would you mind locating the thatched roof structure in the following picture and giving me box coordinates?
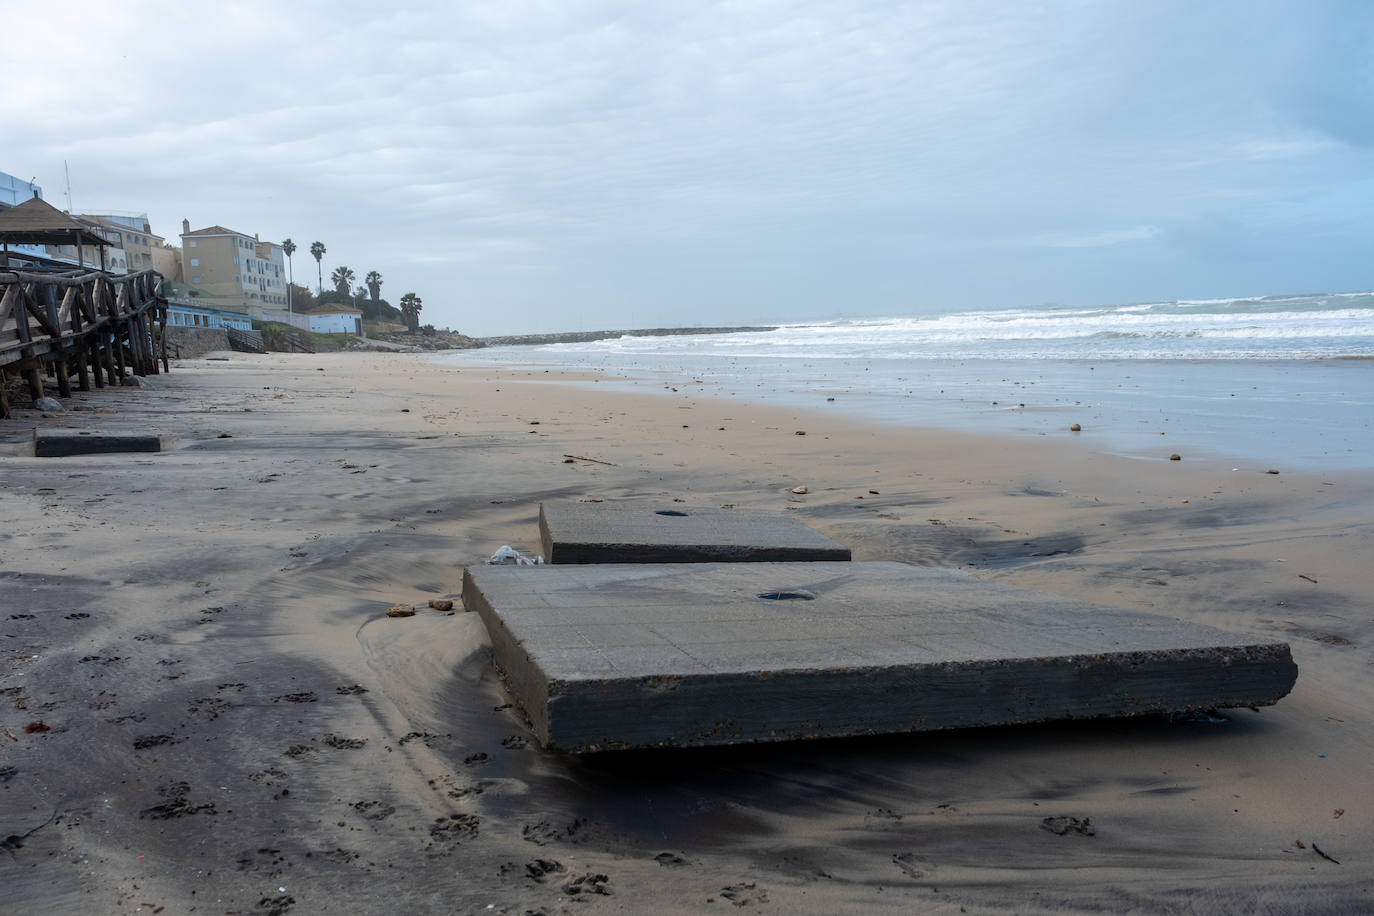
[0,196,111,248]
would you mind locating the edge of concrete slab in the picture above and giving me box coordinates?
[463,566,553,740]
[33,428,163,457]
[535,643,1296,752]
[538,501,852,564]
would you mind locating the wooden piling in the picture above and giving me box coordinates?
[1,268,171,406]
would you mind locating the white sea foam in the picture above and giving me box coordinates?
[443,290,1374,470]
[556,295,1372,363]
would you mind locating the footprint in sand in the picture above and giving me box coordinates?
[351,800,395,821]
[272,692,318,704]
[719,882,767,906]
[562,872,612,896]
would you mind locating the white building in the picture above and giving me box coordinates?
[307,308,363,335]
[0,170,41,208]
[0,170,53,264]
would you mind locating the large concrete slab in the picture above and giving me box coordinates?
[463,562,1297,753]
[539,500,851,564]
[34,429,161,457]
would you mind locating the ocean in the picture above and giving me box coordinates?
[441,292,1374,470]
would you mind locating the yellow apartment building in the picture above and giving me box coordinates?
[180,219,288,316]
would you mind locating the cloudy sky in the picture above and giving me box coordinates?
[5,1,1371,335]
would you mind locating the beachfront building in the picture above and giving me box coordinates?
[161,280,253,329]
[45,217,132,274]
[179,220,288,317]
[78,213,163,274]
[305,307,364,335]
[0,170,42,209]
[0,176,165,276]
[165,301,254,330]
[0,170,51,264]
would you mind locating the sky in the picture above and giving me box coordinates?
[3,0,1371,335]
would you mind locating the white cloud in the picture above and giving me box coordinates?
[1037,226,1160,249]
[3,0,1370,333]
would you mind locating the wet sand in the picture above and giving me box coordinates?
[2,351,1371,914]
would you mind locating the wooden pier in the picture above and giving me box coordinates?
[0,267,169,418]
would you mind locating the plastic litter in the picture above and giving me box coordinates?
[488,545,544,566]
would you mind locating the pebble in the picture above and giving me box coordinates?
[1169,454,1182,461]
[791,486,808,495]
[33,397,63,411]
[428,599,455,611]
[1266,469,1280,475]
[1070,423,1081,432]
[794,430,806,436]
[386,604,416,618]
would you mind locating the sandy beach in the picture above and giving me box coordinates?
[2,351,1371,914]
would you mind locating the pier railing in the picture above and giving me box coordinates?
[0,267,168,418]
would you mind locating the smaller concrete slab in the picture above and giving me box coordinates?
[539,501,851,564]
[463,562,1298,752]
[34,429,161,457]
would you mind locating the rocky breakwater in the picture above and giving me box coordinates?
[475,325,777,348]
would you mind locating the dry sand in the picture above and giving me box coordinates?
[1,351,1371,914]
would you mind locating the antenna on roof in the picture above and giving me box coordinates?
[64,160,73,211]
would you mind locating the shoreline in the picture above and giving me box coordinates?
[442,349,1374,472]
[2,350,1371,914]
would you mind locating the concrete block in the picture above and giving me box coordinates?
[34,429,162,457]
[462,561,1298,753]
[539,501,851,564]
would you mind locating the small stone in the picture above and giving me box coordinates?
[1070,423,1081,432]
[386,604,415,618]
[217,433,233,438]
[794,430,806,436]
[1169,454,1182,461]
[1266,469,1280,475]
[826,397,835,402]
[428,599,454,611]
[34,396,63,411]
[791,486,808,495]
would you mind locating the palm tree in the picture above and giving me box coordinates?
[331,265,356,297]
[309,241,326,293]
[365,271,382,308]
[281,238,297,314]
[399,292,423,333]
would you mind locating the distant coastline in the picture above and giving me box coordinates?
[474,325,776,348]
